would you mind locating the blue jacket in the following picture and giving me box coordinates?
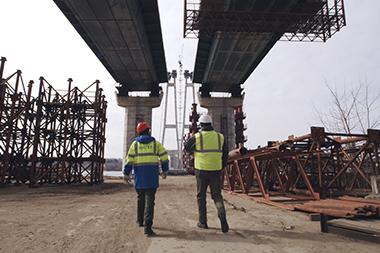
[123,135,169,189]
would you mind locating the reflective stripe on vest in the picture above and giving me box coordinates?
[194,131,224,171]
[133,140,160,166]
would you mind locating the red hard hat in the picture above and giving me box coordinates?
[136,121,150,134]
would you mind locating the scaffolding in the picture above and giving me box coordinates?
[184,0,346,42]
[182,103,200,174]
[0,57,107,186]
[234,106,247,148]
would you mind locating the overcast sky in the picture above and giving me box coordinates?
[1,0,379,158]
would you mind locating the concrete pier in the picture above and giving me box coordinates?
[198,94,244,151]
[117,94,163,158]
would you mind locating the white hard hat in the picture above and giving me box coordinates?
[199,114,212,124]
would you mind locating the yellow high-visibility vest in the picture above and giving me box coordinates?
[194,130,224,171]
[126,140,168,166]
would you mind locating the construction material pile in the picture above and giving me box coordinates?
[294,197,380,218]
[223,126,380,202]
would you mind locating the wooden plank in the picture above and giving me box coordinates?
[329,219,380,235]
[309,213,321,221]
[327,224,380,243]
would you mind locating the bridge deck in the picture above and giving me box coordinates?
[193,0,325,95]
[54,0,167,93]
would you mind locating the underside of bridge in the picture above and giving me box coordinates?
[54,0,167,95]
[53,0,346,159]
[188,0,345,96]
[185,0,346,150]
[54,0,168,157]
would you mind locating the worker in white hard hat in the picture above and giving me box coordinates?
[184,114,229,233]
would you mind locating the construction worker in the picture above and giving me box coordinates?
[123,121,169,236]
[184,114,229,233]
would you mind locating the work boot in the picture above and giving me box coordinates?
[136,220,144,227]
[220,217,229,233]
[144,227,156,237]
[197,222,208,229]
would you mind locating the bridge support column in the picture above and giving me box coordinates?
[117,94,163,159]
[198,94,244,151]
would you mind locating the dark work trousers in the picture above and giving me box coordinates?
[195,170,226,224]
[136,189,157,228]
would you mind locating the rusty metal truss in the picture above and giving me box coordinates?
[223,127,380,208]
[0,57,107,186]
[184,0,346,42]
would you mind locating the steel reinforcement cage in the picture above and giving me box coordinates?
[0,57,107,186]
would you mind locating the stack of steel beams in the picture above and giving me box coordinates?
[295,198,380,218]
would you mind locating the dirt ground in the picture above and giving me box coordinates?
[0,176,378,253]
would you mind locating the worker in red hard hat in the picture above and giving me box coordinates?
[123,121,169,236]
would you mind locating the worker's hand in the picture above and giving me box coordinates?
[123,175,132,184]
[161,172,168,179]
